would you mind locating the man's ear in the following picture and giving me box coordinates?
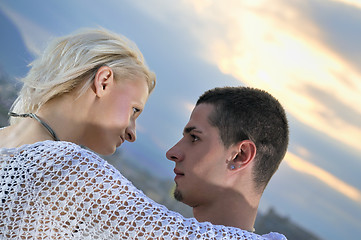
[93,66,113,97]
[228,140,256,171]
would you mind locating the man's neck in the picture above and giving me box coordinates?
[192,190,260,232]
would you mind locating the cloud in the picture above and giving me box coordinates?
[300,83,361,132]
[129,0,191,25]
[332,0,361,9]
[0,3,53,56]
[171,0,361,153]
[285,151,361,203]
[183,101,195,115]
[131,0,361,202]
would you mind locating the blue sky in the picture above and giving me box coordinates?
[0,1,360,239]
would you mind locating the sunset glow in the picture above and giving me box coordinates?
[285,152,361,202]
[185,0,361,153]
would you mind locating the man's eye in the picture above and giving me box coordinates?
[191,134,199,142]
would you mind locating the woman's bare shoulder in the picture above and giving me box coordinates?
[0,126,14,148]
[0,119,54,149]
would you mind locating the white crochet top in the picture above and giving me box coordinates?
[0,141,286,239]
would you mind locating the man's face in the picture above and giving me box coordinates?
[166,103,233,207]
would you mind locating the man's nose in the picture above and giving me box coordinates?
[166,143,184,162]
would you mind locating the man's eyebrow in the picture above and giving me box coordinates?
[183,126,203,134]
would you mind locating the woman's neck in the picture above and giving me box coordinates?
[37,95,88,145]
[0,118,54,148]
[0,92,89,149]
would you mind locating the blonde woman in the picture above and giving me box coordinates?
[0,28,283,239]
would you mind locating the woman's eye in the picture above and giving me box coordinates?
[191,134,199,142]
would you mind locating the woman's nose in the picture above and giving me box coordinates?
[125,121,136,142]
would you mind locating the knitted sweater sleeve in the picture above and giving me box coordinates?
[0,141,285,239]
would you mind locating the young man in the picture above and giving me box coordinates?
[166,86,289,234]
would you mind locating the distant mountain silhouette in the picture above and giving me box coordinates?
[0,7,33,78]
[0,67,19,126]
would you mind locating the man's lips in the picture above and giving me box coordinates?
[174,168,184,180]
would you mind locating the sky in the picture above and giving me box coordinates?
[0,0,360,239]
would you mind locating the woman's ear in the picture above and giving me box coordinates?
[228,140,257,171]
[93,66,113,97]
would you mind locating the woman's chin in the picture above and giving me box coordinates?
[86,143,116,156]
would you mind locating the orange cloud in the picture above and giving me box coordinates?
[331,0,361,9]
[184,0,361,153]
[285,152,361,203]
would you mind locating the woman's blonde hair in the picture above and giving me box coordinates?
[10,28,156,124]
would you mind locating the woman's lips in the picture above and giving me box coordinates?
[117,136,124,147]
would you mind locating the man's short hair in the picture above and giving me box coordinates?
[196,86,289,191]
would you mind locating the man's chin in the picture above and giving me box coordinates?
[173,189,183,202]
